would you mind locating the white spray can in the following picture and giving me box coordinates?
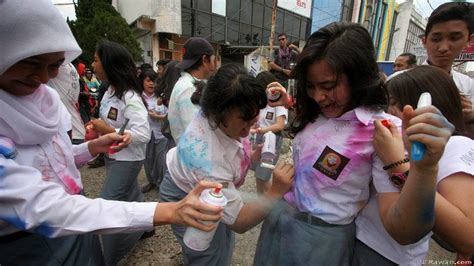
[183,187,228,251]
[261,131,276,164]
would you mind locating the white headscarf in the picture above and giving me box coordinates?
[0,0,82,75]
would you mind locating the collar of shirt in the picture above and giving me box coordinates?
[181,71,205,83]
[142,92,155,100]
[422,60,454,76]
[333,107,381,126]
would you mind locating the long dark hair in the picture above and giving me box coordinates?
[200,63,267,129]
[95,40,142,99]
[155,60,181,107]
[139,69,158,91]
[290,22,387,135]
[387,65,467,136]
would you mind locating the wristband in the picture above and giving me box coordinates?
[383,158,409,171]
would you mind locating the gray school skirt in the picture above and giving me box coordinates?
[254,200,355,266]
[159,171,235,266]
[351,239,397,266]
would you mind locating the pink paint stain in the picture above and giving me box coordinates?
[62,175,81,194]
[235,139,251,188]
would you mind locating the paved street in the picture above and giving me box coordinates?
[80,144,456,265]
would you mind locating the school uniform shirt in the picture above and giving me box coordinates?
[166,111,252,225]
[142,92,166,140]
[0,85,156,237]
[355,136,474,265]
[257,105,288,129]
[168,72,202,143]
[283,107,401,225]
[99,87,150,161]
[422,61,474,102]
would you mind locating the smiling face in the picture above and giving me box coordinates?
[143,76,155,95]
[218,108,259,140]
[423,20,473,72]
[306,60,352,118]
[0,52,65,96]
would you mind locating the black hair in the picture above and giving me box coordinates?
[185,54,213,72]
[256,71,277,89]
[95,40,142,99]
[289,22,387,135]
[155,60,181,107]
[139,63,153,73]
[278,33,287,39]
[387,65,467,136]
[190,80,206,105]
[425,2,472,36]
[200,63,267,129]
[399,53,417,66]
[139,69,158,90]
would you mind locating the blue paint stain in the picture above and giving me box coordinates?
[420,199,435,225]
[2,216,55,237]
[0,166,5,177]
[178,135,213,175]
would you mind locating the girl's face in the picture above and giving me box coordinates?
[306,60,352,118]
[143,76,155,95]
[0,52,65,96]
[219,108,259,140]
[92,53,106,81]
[388,95,403,119]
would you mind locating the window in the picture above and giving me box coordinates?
[196,0,211,12]
[300,20,307,40]
[212,0,226,16]
[196,11,211,37]
[252,3,264,27]
[181,8,193,37]
[240,3,252,24]
[264,6,272,29]
[227,0,240,20]
[240,23,252,45]
[212,15,226,43]
[227,20,239,45]
[276,9,284,33]
[252,26,262,45]
[182,0,192,8]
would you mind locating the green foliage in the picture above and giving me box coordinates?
[68,0,142,66]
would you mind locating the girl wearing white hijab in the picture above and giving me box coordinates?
[0,0,223,265]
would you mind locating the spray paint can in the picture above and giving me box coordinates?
[267,89,281,102]
[261,131,276,164]
[183,187,228,251]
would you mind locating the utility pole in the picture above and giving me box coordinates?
[269,0,277,59]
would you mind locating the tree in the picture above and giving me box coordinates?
[68,0,142,65]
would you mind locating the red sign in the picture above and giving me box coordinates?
[456,41,474,61]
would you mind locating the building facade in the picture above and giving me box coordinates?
[112,0,312,66]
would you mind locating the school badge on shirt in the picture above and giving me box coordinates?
[265,111,274,120]
[313,146,350,180]
[107,107,118,121]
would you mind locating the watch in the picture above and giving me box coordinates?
[389,170,409,189]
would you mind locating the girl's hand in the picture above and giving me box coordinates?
[91,119,114,134]
[266,82,292,108]
[164,181,224,231]
[373,120,405,166]
[88,132,132,156]
[268,162,294,198]
[250,144,263,162]
[402,105,454,168]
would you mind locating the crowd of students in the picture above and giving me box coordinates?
[0,0,472,265]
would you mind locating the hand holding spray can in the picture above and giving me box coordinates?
[411,92,431,161]
[183,187,228,251]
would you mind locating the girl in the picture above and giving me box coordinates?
[354,65,474,265]
[140,70,171,194]
[159,63,294,265]
[89,40,149,265]
[254,22,453,265]
[251,71,288,193]
[0,0,223,265]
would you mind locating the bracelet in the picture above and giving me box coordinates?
[383,158,410,170]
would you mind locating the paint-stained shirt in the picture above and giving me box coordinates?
[166,111,252,225]
[100,87,150,161]
[356,136,474,265]
[168,72,202,143]
[284,107,401,225]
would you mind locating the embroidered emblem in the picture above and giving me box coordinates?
[265,111,274,120]
[313,146,350,180]
[107,107,118,121]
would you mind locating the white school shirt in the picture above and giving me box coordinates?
[257,105,288,129]
[0,86,155,237]
[99,87,150,161]
[166,111,252,225]
[283,107,401,225]
[168,72,202,143]
[142,92,166,140]
[356,136,474,265]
